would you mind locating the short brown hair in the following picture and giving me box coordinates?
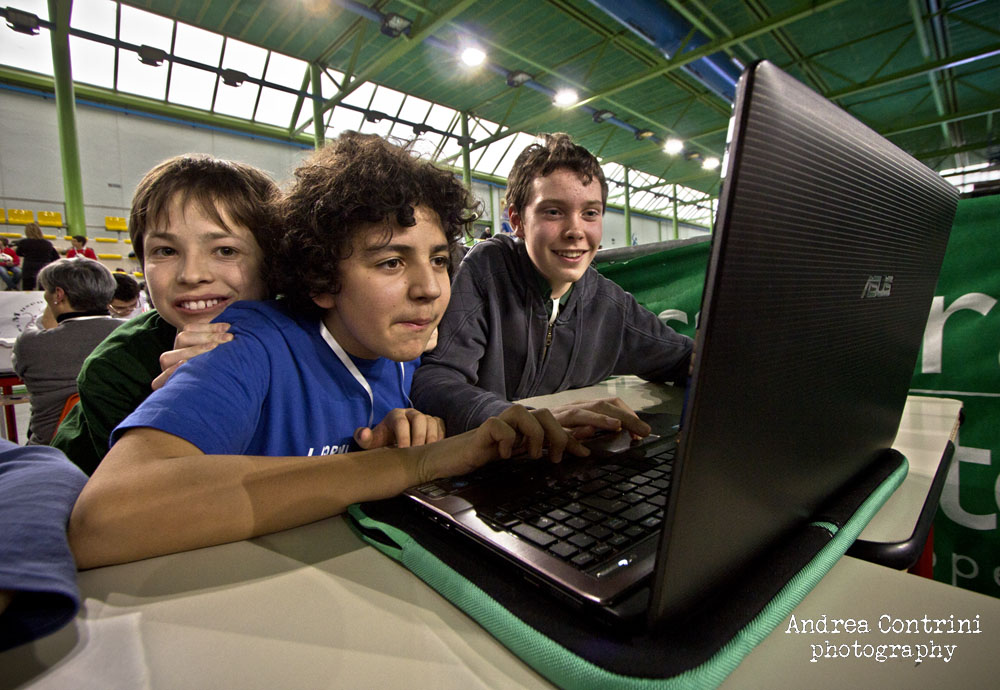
[505,133,608,215]
[274,132,480,316]
[128,154,279,266]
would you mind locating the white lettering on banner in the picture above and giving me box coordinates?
[921,293,996,374]
[941,445,997,531]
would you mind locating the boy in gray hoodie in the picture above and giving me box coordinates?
[411,133,692,437]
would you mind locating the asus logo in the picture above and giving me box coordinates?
[862,275,893,299]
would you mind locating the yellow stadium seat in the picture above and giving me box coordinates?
[37,211,62,227]
[0,209,5,223]
[98,253,123,259]
[42,235,57,240]
[95,237,117,243]
[105,216,128,232]
[7,209,33,225]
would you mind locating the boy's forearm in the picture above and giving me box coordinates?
[411,364,512,433]
[68,431,428,570]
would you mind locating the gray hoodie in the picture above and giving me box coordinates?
[411,235,693,433]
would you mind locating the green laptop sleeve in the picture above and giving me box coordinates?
[347,450,907,690]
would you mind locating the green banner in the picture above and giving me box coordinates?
[597,195,1000,598]
[597,240,710,340]
[910,195,1000,597]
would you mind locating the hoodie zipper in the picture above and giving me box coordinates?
[541,296,560,363]
[541,321,555,362]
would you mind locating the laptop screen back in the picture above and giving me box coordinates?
[647,60,958,625]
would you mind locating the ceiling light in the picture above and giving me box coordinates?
[5,8,39,35]
[634,129,655,140]
[553,89,578,107]
[702,156,721,170]
[506,70,532,87]
[461,47,486,67]
[137,45,167,67]
[592,110,615,123]
[220,68,247,87]
[380,13,412,38]
[663,138,684,155]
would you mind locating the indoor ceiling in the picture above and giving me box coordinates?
[3,0,999,216]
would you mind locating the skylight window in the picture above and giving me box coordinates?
[173,22,223,64]
[0,10,52,75]
[493,132,537,179]
[69,37,114,88]
[168,62,217,110]
[264,51,307,89]
[70,0,115,37]
[118,4,171,50]
[116,4,171,99]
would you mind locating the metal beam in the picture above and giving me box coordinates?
[913,138,1000,162]
[0,67,314,148]
[826,43,1000,100]
[882,104,1000,137]
[306,0,476,129]
[48,0,86,236]
[573,0,849,109]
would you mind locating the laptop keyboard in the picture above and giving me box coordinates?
[414,442,676,573]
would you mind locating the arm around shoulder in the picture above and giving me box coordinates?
[68,407,588,569]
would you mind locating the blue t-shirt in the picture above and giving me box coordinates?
[113,300,416,457]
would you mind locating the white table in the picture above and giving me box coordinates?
[2,381,996,689]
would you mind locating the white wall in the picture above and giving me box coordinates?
[1,88,308,272]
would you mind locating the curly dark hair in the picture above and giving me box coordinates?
[504,132,608,215]
[273,132,480,316]
[129,154,280,267]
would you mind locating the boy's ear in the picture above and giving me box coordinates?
[508,206,525,239]
[312,293,336,310]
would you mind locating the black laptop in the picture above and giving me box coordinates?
[405,59,959,629]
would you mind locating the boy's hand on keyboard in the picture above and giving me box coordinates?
[548,397,651,440]
[354,408,446,449]
[417,405,589,482]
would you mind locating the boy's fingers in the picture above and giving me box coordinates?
[150,361,184,391]
[353,426,374,449]
[174,322,232,347]
[552,398,651,438]
[392,412,413,448]
[531,409,589,463]
[491,417,518,459]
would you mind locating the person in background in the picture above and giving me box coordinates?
[0,439,87,652]
[411,133,693,437]
[12,259,125,446]
[108,271,142,319]
[50,154,279,475]
[65,235,98,260]
[68,132,585,570]
[0,238,21,290]
[14,223,59,290]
